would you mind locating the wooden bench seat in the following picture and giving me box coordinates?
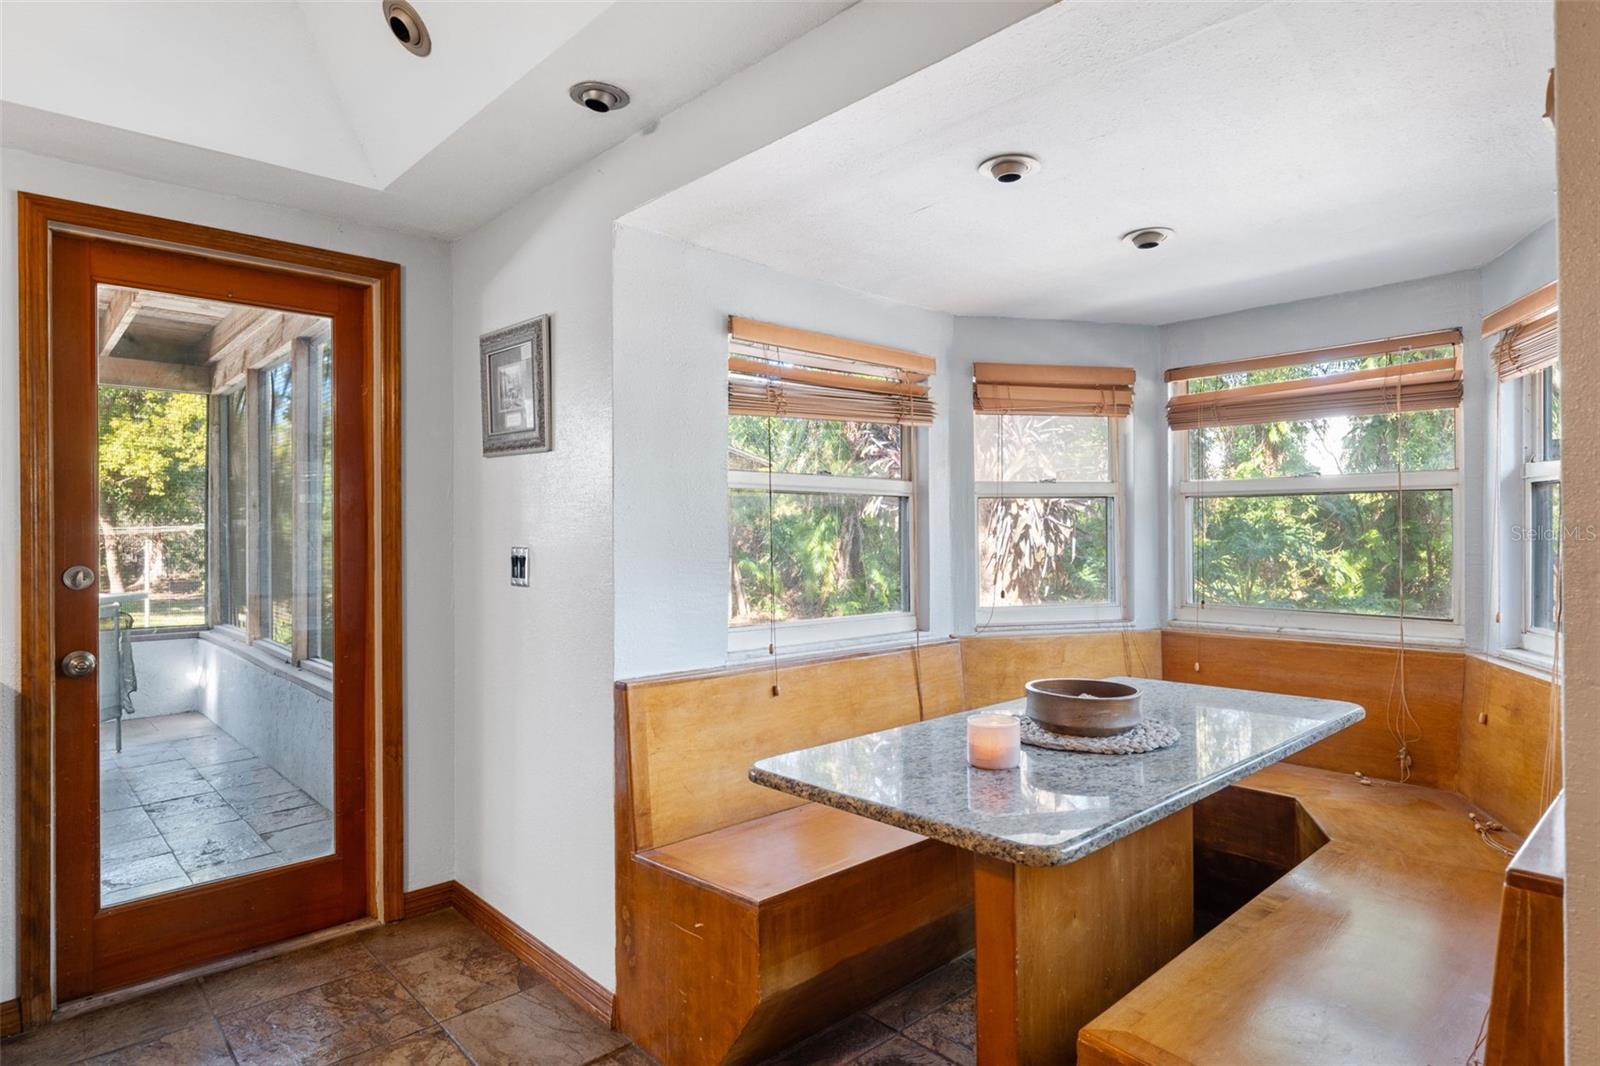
[640,802,938,904]
[1079,763,1515,1066]
[614,644,975,1065]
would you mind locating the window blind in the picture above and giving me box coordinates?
[1485,283,1559,381]
[1165,329,1463,431]
[972,363,1135,417]
[727,316,936,425]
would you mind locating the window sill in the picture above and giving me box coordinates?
[128,626,209,643]
[1165,617,1466,650]
[974,605,1128,630]
[1493,645,1560,675]
[198,629,333,699]
[727,624,931,664]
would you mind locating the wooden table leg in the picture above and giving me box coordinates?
[974,808,1194,1064]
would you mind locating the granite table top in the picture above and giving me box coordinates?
[749,677,1363,867]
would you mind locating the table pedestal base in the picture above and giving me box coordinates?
[974,808,1194,1064]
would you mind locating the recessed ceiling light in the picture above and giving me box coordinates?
[1122,227,1174,250]
[569,82,631,114]
[978,154,1039,184]
[382,0,430,57]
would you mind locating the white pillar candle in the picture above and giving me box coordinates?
[967,713,1021,770]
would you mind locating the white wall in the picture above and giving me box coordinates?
[126,637,200,717]
[450,1,1046,992]
[0,148,457,1001]
[196,639,334,810]
[1155,271,1487,642]
[1482,220,1558,316]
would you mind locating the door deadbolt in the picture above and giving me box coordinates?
[60,650,97,678]
[62,565,96,591]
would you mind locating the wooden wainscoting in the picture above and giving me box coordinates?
[1161,630,1466,788]
[401,881,612,1024]
[1459,655,1559,835]
[958,631,1162,710]
[620,642,963,851]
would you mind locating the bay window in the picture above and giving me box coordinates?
[1169,331,1464,639]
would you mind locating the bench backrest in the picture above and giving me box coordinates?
[617,641,964,850]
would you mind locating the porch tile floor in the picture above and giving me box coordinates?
[100,712,333,906]
[2,908,977,1064]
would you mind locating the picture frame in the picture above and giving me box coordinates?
[479,314,551,456]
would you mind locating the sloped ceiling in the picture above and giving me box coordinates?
[0,0,855,236]
[625,0,1558,324]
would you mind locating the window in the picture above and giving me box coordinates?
[96,385,209,628]
[726,317,934,650]
[1170,331,1463,639]
[223,387,249,628]
[972,361,1133,624]
[265,359,295,645]
[1490,289,1560,656]
[1522,363,1561,653]
[214,331,334,667]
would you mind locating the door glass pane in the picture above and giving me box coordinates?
[96,285,336,907]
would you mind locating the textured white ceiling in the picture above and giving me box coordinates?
[625,1,1558,324]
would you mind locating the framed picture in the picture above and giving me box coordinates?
[479,315,551,456]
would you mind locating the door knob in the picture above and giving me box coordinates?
[60,650,97,678]
[62,565,97,591]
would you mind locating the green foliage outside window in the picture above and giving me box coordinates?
[729,416,906,625]
[98,386,208,626]
[1187,402,1457,619]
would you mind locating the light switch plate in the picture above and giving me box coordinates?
[510,546,529,586]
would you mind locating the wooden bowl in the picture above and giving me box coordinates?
[1024,678,1143,736]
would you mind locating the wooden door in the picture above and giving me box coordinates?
[51,234,374,997]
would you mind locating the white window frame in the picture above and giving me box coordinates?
[210,335,334,671]
[973,414,1127,628]
[1520,364,1561,658]
[1170,412,1465,644]
[726,430,918,653]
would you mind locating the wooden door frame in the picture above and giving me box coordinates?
[14,193,405,1028]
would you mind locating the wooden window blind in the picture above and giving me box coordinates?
[1165,329,1464,431]
[1484,283,1559,381]
[727,316,936,425]
[971,363,1135,417]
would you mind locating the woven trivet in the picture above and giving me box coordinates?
[1019,716,1179,754]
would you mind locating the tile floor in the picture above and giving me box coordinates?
[0,907,978,1065]
[101,712,334,905]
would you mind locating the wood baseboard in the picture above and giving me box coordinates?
[2,998,21,1038]
[400,880,612,1025]
[401,882,457,918]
